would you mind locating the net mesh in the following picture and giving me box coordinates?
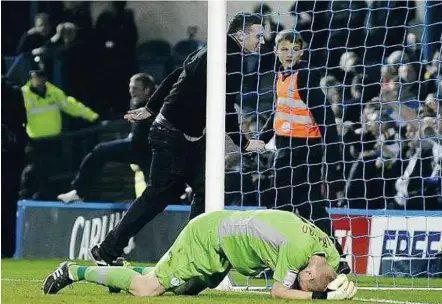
[224,1,442,290]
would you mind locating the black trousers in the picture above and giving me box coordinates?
[2,147,25,257]
[273,142,332,236]
[100,119,206,260]
[19,140,59,200]
[71,137,151,197]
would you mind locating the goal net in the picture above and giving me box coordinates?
[219,0,442,291]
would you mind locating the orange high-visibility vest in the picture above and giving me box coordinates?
[274,72,321,138]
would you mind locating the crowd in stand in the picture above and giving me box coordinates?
[225,1,441,211]
[2,1,441,211]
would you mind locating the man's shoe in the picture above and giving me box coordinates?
[89,244,111,266]
[57,190,83,204]
[89,245,125,293]
[42,261,74,294]
[337,260,351,274]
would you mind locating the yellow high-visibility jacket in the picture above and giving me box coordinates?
[21,81,99,139]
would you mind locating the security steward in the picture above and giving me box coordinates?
[20,69,99,200]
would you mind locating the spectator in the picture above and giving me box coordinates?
[423,50,441,95]
[381,50,411,83]
[1,59,27,258]
[57,73,157,203]
[95,1,138,61]
[337,74,376,176]
[289,1,330,68]
[56,1,93,42]
[392,119,442,210]
[47,23,95,113]
[343,101,401,209]
[364,1,416,65]
[16,13,51,55]
[95,1,138,118]
[326,1,368,68]
[337,52,360,98]
[424,92,441,126]
[253,3,282,50]
[421,1,442,63]
[253,3,284,73]
[404,33,421,62]
[380,51,421,127]
[19,70,99,200]
[339,52,359,75]
[224,153,256,206]
[320,75,344,119]
[343,73,379,124]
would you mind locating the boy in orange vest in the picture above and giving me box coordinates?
[260,30,349,274]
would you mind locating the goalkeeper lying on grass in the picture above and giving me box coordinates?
[43,210,356,300]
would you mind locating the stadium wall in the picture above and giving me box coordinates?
[15,201,442,278]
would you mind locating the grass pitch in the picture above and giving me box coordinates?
[2,259,441,304]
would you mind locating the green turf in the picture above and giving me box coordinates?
[2,259,441,304]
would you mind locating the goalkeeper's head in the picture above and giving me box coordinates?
[297,255,337,292]
[274,30,305,69]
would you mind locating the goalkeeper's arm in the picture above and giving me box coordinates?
[271,274,357,300]
[271,281,314,300]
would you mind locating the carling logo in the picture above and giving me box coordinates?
[69,212,136,260]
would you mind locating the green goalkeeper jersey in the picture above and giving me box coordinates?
[217,209,340,285]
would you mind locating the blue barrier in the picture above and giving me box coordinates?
[15,200,442,259]
[16,200,266,211]
[17,200,442,216]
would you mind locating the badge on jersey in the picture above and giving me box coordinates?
[282,270,298,288]
[170,277,181,287]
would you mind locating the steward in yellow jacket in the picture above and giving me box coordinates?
[21,70,98,139]
[19,70,98,200]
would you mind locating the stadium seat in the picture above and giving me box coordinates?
[171,39,203,69]
[136,40,172,82]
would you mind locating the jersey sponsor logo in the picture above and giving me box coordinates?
[69,212,136,260]
[282,270,298,288]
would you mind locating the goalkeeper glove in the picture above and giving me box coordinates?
[311,274,357,300]
[326,274,357,300]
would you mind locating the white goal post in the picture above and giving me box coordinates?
[205,0,227,213]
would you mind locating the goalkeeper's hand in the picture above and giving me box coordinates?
[326,274,357,300]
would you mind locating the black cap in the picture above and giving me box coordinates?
[29,69,48,78]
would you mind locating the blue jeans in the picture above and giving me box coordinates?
[100,119,206,260]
